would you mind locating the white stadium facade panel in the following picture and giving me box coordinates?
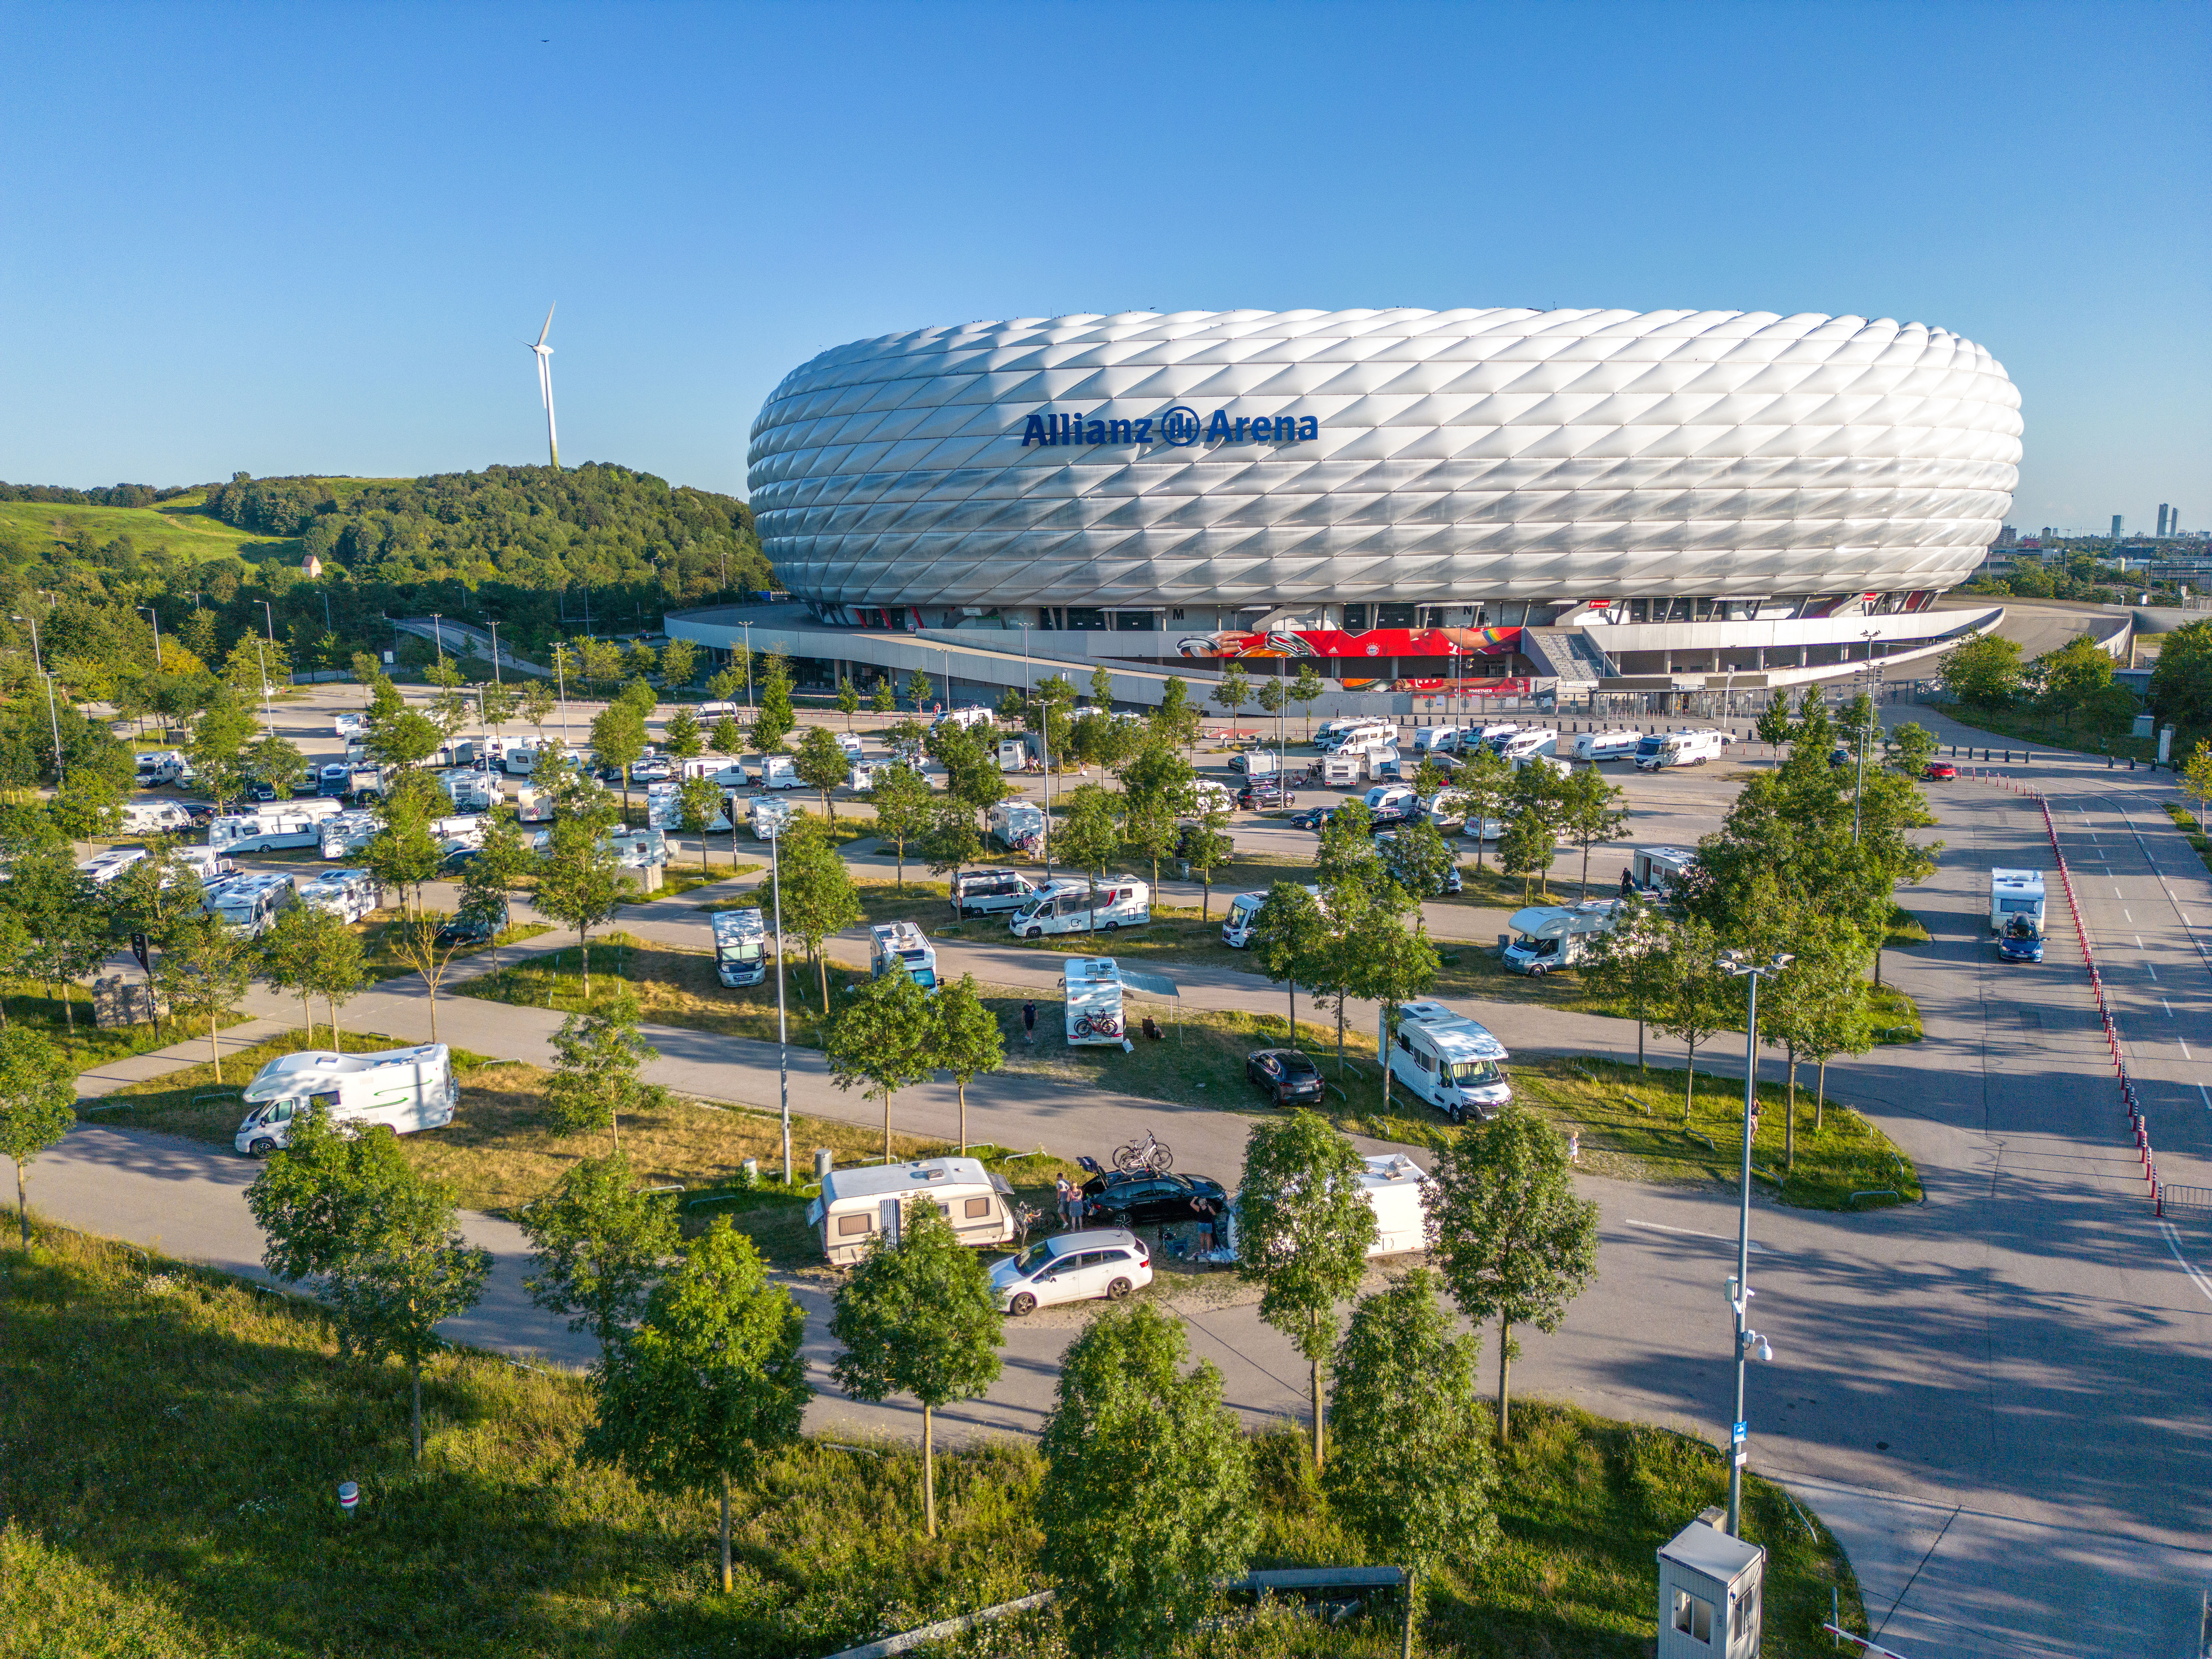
[748,306,2021,617]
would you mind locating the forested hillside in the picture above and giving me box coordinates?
[0,462,768,712]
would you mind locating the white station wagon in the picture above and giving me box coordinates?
[990,1229,1152,1315]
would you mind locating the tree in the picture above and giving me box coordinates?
[242,732,308,799]
[793,724,848,824]
[1037,1305,1258,1659]
[518,678,555,739]
[1256,675,1286,746]
[459,811,538,929]
[1883,720,1940,777]
[1209,661,1251,730]
[1251,881,1329,1041]
[835,676,861,729]
[535,816,627,997]
[1314,798,1381,890]
[247,1108,491,1461]
[752,652,796,752]
[1290,661,1326,738]
[0,1028,75,1249]
[1754,909,1865,1172]
[477,679,517,741]
[520,1150,681,1357]
[259,903,333,1038]
[384,910,473,1042]
[8,854,110,1043]
[1379,818,1456,910]
[1583,894,1669,1069]
[1654,913,1727,1121]
[824,963,932,1163]
[1425,1105,1600,1443]
[928,974,1004,1153]
[869,676,896,717]
[865,763,933,892]
[1556,764,1630,898]
[710,655,748,710]
[1940,632,2024,709]
[1453,743,1513,870]
[676,774,725,873]
[767,815,862,1011]
[1153,674,1200,752]
[304,918,370,1053]
[1182,803,1234,921]
[1502,762,1566,900]
[584,1219,809,1592]
[154,915,254,1081]
[590,703,649,822]
[186,692,257,808]
[1348,902,1438,1114]
[921,803,983,891]
[828,1203,1003,1537]
[1057,784,1124,929]
[365,782,444,914]
[1236,1110,1378,1466]
[2036,633,2115,727]
[1326,1271,1499,1659]
[659,636,700,692]
[1123,790,1179,894]
[545,991,659,1151]
[1754,696,1797,749]
[2185,740,2212,830]
[2153,619,2212,738]
[661,706,704,762]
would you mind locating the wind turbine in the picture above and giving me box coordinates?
[527,304,560,470]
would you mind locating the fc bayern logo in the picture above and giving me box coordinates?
[1159,406,1201,446]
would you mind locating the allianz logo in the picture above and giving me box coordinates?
[1019,406,1322,448]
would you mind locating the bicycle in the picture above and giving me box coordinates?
[1113,1131,1173,1174]
[1072,1012,1124,1040]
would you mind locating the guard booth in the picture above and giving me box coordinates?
[1657,1508,1764,1657]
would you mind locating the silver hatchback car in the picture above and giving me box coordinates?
[990,1228,1152,1316]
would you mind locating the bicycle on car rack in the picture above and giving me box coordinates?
[1112,1131,1173,1174]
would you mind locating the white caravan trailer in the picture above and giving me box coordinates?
[134,749,188,786]
[602,827,668,869]
[429,814,487,851]
[757,755,803,790]
[1061,956,1127,1046]
[1630,845,1697,895]
[1189,778,1237,815]
[119,800,194,834]
[1221,883,1321,949]
[319,810,379,859]
[514,786,554,825]
[712,907,768,987]
[1353,1154,1433,1256]
[174,847,237,886]
[1635,728,1726,770]
[1008,875,1151,939]
[233,1043,458,1157]
[647,782,730,833]
[503,745,538,776]
[1227,749,1279,776]
[807,1157,1023,1267]
[332,712,366,738]
[1315,752,1366,787]
[933,705,996,732]
[205,872,298,936]
[296,868,382,924]
[1502,900,1623,974]
[749,797,796,839]
[1412,727,1462,756]
[1573,729,1643,762]
[442,769,498,812]
[987,800,1045,851]
[1500,729,1560,762]
[870,921,939,991]
[1989,869,2046,933]
[1382,1000,1513,1123]
[209,811,325,855]
[79,846,151,885]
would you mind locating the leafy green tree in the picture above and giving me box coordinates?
[835,676,860,729]
[1326,1270,1499,1659]
[709,658,747,710]
[1348,902,1438,1114]
[1314,798,1382,890]
[1498,803,1553,902]
[1425,1105,1600,1443]
[661,706,704,761]
[928,719,1012,822]
[1556,764,1630,898]
[1251,880,1329,1040]
[2036,633,2116,727]
[870,676,897,716]
[793,724,848,824]
[828,1203,1003,1536]
[1380,818,1456,909]
[752,651,796,752]
[708,713,745,766]
[584,1219,809,1592]
[1182,803,1234,921]
[247,1108,491,1461]
[1453,742,1513,870]
[1883,720,1940,776]
[1152,674,1201,752]
[366,782,445,915]
[258,903,332,1038]
[903,667,935,711]
[241,733,308,798]
[369,707,447,775]
[1210,661,1251,730]
[1655,912,1727,1121]
[7,854,110,1043]
[545,990,658,1151]
[534,816,627,997]
[1754,696,1797,749]
[1752,906,1863,1171]
[1290,661,1326,738]
[2153,619,2212,738]
[1502,762,1566,900]
[1583,894,1668,1069]
[520,1150,680,1356]
[659,637,699,692]
[518,678,556,739]
[866,763,934,892]
[460,811,538,926]
[590,703,649,821]
[927,974,1004,1153]
[1038,1305,1258,1659]
[0,1027,76,1249]
[1256,675,1286,746]
[1941,632,2025,709]
[1123,790,1178,893]
[1056,783,1123,927]
[2185,739,2212,830]
[766,814,861,1010]
[186,692,258,808]
[477,679,518,740]
[676,774,726,872]
[303,917,370,1053]
[825,962,932,1163]
[154,915,254,1081]
[1236,1110,1378,1466]
[922,802,983,891]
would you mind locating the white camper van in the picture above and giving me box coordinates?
[234,1044,458,1157]
[320,810,379,860]
[807,1157,1024,1267]
[1061,956,1127,1046]
[602,827,668,869]
[1320,720,1397,755]
[1008,876,1150,938]
[209,811,325,855]
[712,908,769,988]
[296,869,382,924]
[1635,728,1726,770]
[1353,1154,1433,1256]
[119,800,194,835]
[503,745,538,776]
[1630,845,1697,895]
[933,705,997,732]
[1189,778,1237,815]
[134,749,188,787]
[442,769,498,812]
[205,872,298,936]
[870,921,939,991]
[1989,869,2046,933]
[1572,729,1643,763]
[1412,727,1461,757]
[1383,1001,1513,1123]
[175,847,237,886]
[1502,900,1623,974]
[987,800,1045,851]
[1500,729,1559,762]
[1221,883,1321,949]
[950,867,1048,919]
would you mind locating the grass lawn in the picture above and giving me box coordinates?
[1928,700,2156,763]
[0,980,251,1077]
[87,1027,499,1129]
[2165,801,2212,878]
[0,497,294,564]
[0,1224,1868,1658]
[651,862,763,898]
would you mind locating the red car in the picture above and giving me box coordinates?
[1924,760,1958,780]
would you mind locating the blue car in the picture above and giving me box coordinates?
[1999,923,2044,963]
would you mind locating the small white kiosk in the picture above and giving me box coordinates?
[1656,1508,1764,1657]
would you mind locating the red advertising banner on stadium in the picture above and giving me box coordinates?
[1175,625,1521,663]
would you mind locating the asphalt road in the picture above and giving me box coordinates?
[54,682,2212,1654]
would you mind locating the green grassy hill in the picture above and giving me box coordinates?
[0,496,294,566]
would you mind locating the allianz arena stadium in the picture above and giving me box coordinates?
[698,308,2020,706]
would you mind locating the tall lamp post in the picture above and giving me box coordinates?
[12,613,65,784]
[256,600,279,734]
[738,620,755,712]
[1853,629,1880,845]
[768,816,792,1184]
[1717,948,1791,1536]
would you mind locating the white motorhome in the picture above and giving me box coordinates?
[1008,875,1150,938]
[1319,720,1397,755]
[1474,722,1523,750]
[602,827,668,869]
[1412,727,1462,756]
[1061,956,1126,1046]
[993,737,1029,772]
[503,745,541,776]
[1352,1154,1433,1256]
[933,705,997,732]
[514,786,554,825]
[987,800,1045,851]
[757,755,803,790]
[429,814,487,851]
[1502,900,1623,975]
[870,921,939,991]
[1189,778,1237,815]
[205,872,297,936]
[949,867,1047,919]
[1511,751,1572,781]
[1634,728,1726,771]
[79,846,150,885]
[209,811,324,855]
[332,712,366,738]
[1630,845,1697,895]
[712,908,769,987]
[119,800,194,835]
[1423,789,1472,830]
[134,749,188,787]
[806,1157,1023,1267]
[297,868,382,924]
[1572,728,1643,763]
[233,1043,458,1156]
[1314,752,1367,787]
[1500,729,1559,762]
[442,769,498,813]
[1989,869,2046,933]
[319,810,379,859]
[749,797,796,839]
[697,699,741,720]
[647,782,730,834]
[1222,883,1321,949]
[1383,1000,1513,1123]
[1227,749,1279,776]
[676,756,749,787]
[174,847,237,886]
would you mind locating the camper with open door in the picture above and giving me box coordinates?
[807,1157,1024,1267]
[234,1043,459,1156]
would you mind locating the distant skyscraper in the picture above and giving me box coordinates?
[2112,514,2125,538]
[2158,503,2171,536]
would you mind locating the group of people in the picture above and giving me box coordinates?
[1052,1175,1088,1231]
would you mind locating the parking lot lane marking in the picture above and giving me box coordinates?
[2159,1221,2212,1307]
[2137,935,2147,949]
[1625,1219,1767,1253]
[2183,1040,2194,1060]
[2198,1082,2210,1110]
[2148,963,2159,982]
[2164,999,2174,1018]
[2126,910,2135,923]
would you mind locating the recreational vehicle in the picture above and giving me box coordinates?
[757,755,802,791]
[749,797,796,839]
[205,872,297,936]
[319,810,379,860]
[119,800,193,835]
[602,827,668,869]
[209,812,324,855]
[712,908,768,987]
[234,1043,458,1157]
[1572,729,1643,763]
[296,869,382,924]
[442,770,498,813]
[806,1157,1024,1267]
[1630,845,1697,896]
[1502,900,1623,974]
[78,846,150,885]
[1634,729,1726,771]
[987,800,1045,852]
[949,867,1048,919]
[1382,1000,1513,1123]
[1061,956,1126,1046]
[134,749,188,787]
[870,921,939,991]
[503,745,538,776]
[1222,883,1321,949]
[1500,729,1559,762]
[1008,875,1150,938]
[1989,869,2046,934]
[1352,1154,1432,1256]
[1319,720,1397,756]
[933,705,996,732]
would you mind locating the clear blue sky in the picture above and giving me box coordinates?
[4,1,2204,533]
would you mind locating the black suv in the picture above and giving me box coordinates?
[1236,777,1294,810]
[1287,804,1338,831]
[1247,1048,1325,1105]
[1079,1171,1228,1228]
[434,913,498,948]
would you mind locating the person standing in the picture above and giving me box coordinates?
[1022,1000,1037,1046]
[1054,1175,1072,1230]
[1068,1186,1086,1232]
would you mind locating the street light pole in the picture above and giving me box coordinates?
[1718,950,1791,1535]
[770,820,791,1184]
[1853,630,1879,845]
[13,613,65,784]
[256,600,279,734]
[739,621,755,712]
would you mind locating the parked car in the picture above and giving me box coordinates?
[1079,1170,1228,1229]
[1237,777,1295,810]
[242,779,281,803]
[180,803,218,827]
[1924,760,1958,780]
[1287,804,1339,831]
[434,913,497,947]
[1246,1048,1326,1106]
[990,1228,1152,1315]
